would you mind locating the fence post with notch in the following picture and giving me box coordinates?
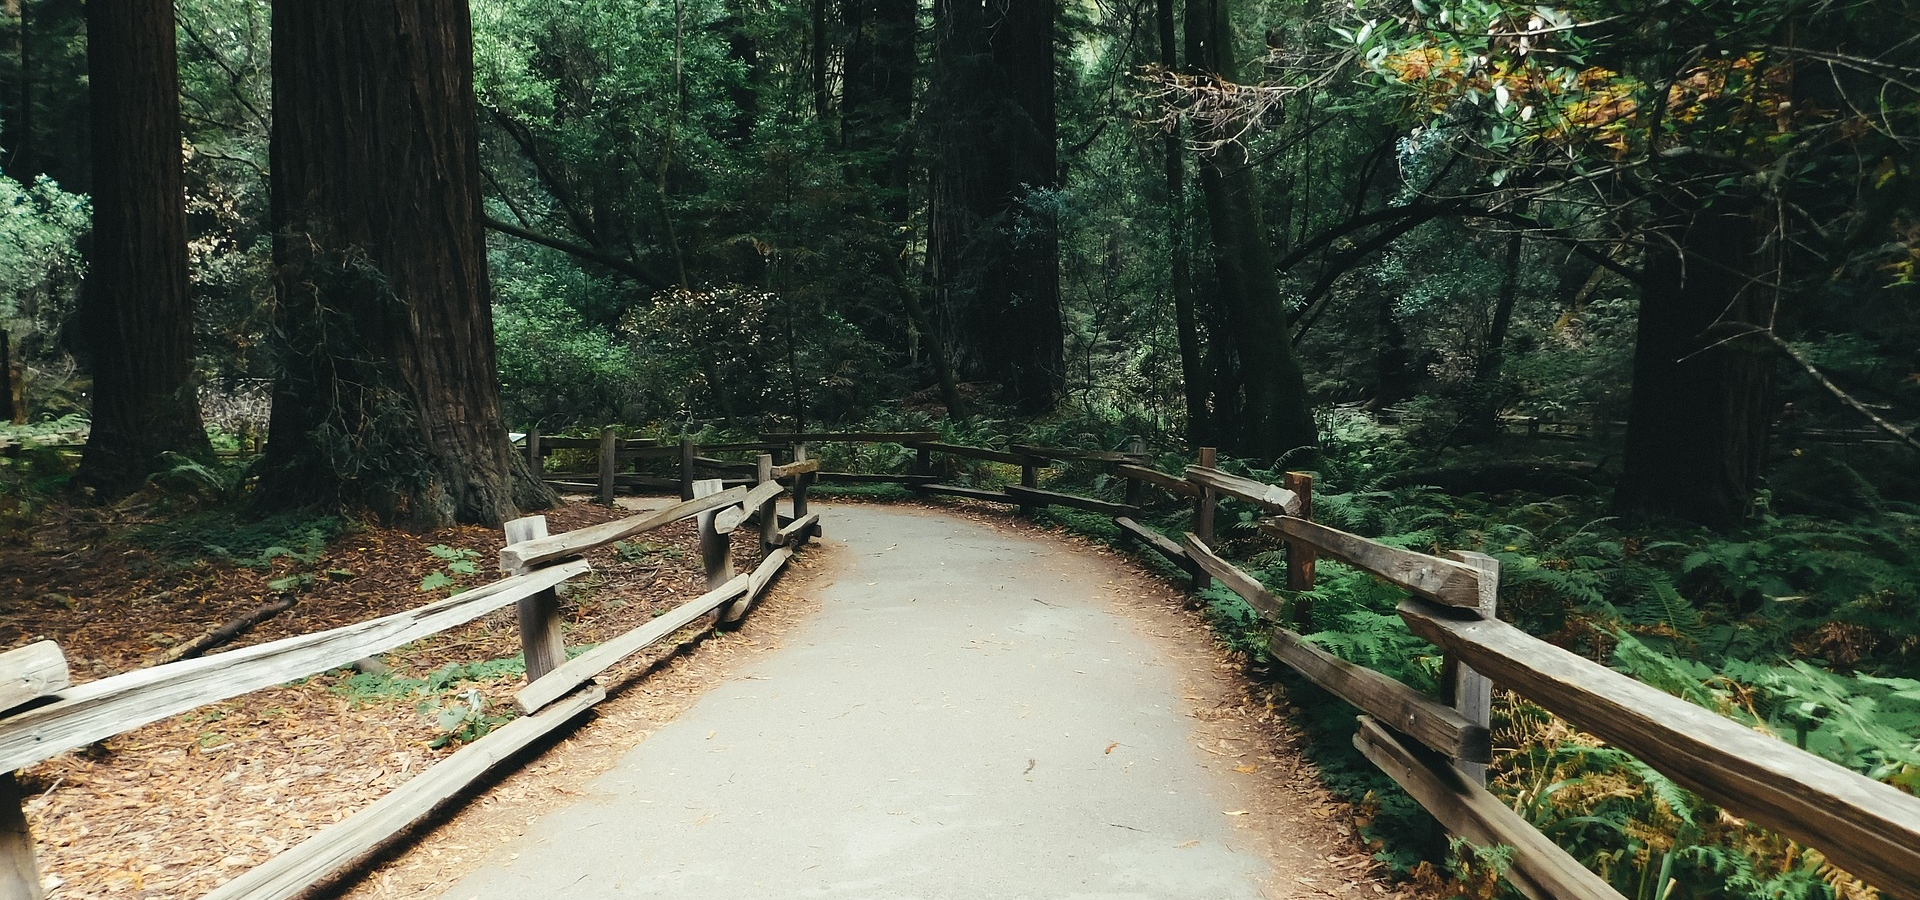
[791,442,811,520]
[756,454,778,554]
[694,478,735,594]
[1283,471,1317,630]
[597,426,619,505]
[503,515,567,682]
[1445,550,1500,785]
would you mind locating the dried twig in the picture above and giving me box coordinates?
[155,596,299,665]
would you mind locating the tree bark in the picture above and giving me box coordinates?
[0,331,14,426]
[1614,196,1775,525]
[1463,213,1526,439]
[1185,0,1316,461]
[811,0,831,124]
[1158,0,1210,446]
[262,0,554,528]
[841,0,915,223]
[843,0,962,414]
[74,0,211,498]
[1373,292,1415,411]
[927,0,1064,414]
[3,0,90,192]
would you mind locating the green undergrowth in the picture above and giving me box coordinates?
[129,508,350,569]
[332,648,597,749]
[808,482,914,502]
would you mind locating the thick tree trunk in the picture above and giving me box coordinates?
[262,0,554,528]
[1158,0,1209,446]
[1373,293,1416,411]
[74,0,211,498]
[927,0,1063,414]
[842,0,915,222]
[1614,197,1775,525]
[811,0,830,123]
[1185,0,1316,461]
[1463,216,1525,439]
[844,0,962,414]
[0,331,13,425]
[3,0,90,192]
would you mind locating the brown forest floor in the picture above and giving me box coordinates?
[1,496,789,899]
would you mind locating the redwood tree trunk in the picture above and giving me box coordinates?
[262,0,553,527]
[842,0,916,223]
[1615,196,1775,525]
[75,0,210,498]
[1185,0,1316,461]
[1157,0,1209,446]
[927,0,1063,414]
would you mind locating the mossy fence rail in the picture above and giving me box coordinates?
[541,427,1920,900]
[0,453,820,900]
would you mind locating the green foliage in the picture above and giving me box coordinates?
[419,544,483,594]
[611,539,682,564]
[0,172,89,414]
[145,451,252,505]
[1173,438,1920,895]
[0,414,88,531]
[625,284,895,427]
[131,510,347,569]
[333,657,526,748]
[494,286,642,428]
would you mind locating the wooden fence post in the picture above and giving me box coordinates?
[1,772,41,900]
[1018,459,1039,517]
[915,444,932,478]
[1284,471,1317,630]
[1447,550,1500,785]
[504,515,567,683]
[1122,435,1145,511]
[791,442,810,520]
[1195,447,1218,545]
[756,454,778,555]
[694,479,733,591]
[597,426,618,505]
[679,437,697,501]
[525,426,541,471]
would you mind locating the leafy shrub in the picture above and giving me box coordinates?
[494,291,643,428]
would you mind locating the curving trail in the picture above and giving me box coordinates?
[433,504,1389,899]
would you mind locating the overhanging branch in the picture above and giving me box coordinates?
[483,217,671,291]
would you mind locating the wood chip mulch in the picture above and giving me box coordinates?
[0,497,773,900]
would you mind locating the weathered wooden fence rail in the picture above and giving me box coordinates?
[639,431,1917,900]
[0,453,821,900]
[19,422,1916,899]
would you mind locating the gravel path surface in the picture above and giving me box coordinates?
[431,503,1373,900]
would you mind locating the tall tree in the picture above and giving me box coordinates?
[1184,0,1316,460]
[262,0,552,527]
[841,0,915,223]
[1156,0,1208,446]
[1614,194,1776,524]
[1,0,89,191]
[73,0,211,497]
[927,0,1064,414]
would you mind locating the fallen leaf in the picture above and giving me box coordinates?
[1104,742,1119,754]
[1223,809,1250,816]
[1233,764,1257,773]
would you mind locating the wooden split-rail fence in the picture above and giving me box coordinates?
[546,427,1920,900]
[4,424,1918,900]
[0,452,820,900]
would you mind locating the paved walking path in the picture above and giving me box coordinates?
[436,505,1285,899]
